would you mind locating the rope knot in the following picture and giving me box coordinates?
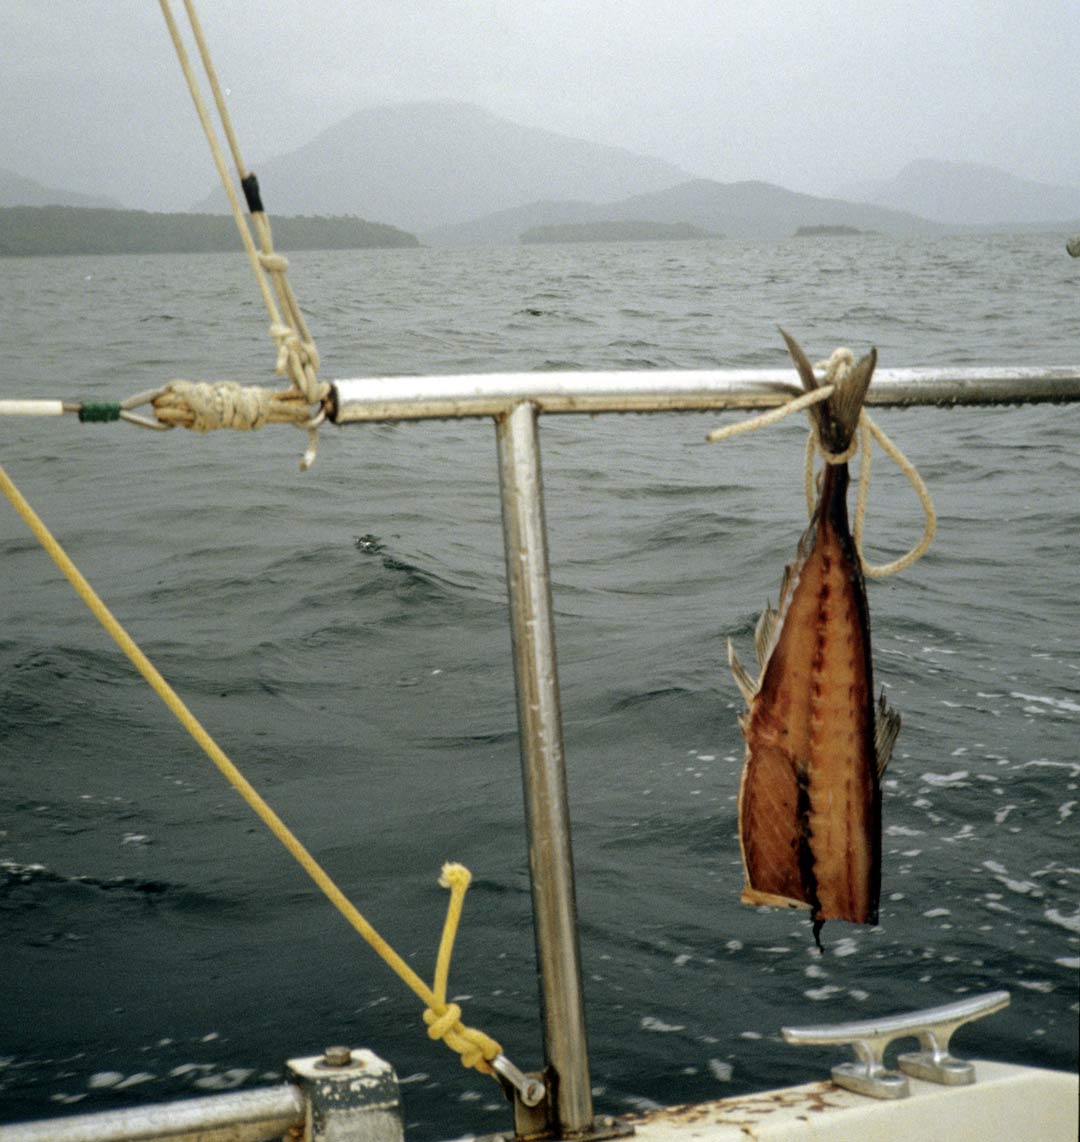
[424,1001,463,1042]
[811,348,859,465]
[258,252,289,273]
[707,338,936,579]
[422,1003,500,1072]
[162,380,272,432]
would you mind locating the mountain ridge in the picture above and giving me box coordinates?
[0,165,122,210]
[836,159,1080,225]
[423,177,949,245]
[189,101,691,233]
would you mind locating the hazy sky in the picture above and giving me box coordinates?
[2,1,1078,211]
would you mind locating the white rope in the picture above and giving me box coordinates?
[708,353,935,579]
[158,0,327,468]
[164,381,272,433]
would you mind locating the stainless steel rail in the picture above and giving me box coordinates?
[329,365,1080,1137]
[0,1084,304,1142]
[496,402,594,1134]
[330,367,1080,421]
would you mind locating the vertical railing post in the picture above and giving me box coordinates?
[495,401,594,1136]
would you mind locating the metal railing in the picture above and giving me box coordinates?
[0,1086,304,1142]
[6,366,1079,1142]
[329,365,1080,1137]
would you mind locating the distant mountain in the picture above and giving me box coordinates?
[521,219,716,244]
[425,177,946,245]
[836,159,1080,226]
[0,166,122,209]
[190,101,691,232]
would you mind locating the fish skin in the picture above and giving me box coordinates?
[732,333,896,932]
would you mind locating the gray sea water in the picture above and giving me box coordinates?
[1,235,1078,1138]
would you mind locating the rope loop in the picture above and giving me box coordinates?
[421,860,503,1074]
[708,350,935,579]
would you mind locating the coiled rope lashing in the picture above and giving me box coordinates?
[0,461,503,1076]
[707,347,936,578]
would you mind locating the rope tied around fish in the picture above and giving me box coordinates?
[708,334,936,579]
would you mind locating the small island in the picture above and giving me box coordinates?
[520,219,718,244]
[0,205,420,256]
[793,224,877,238]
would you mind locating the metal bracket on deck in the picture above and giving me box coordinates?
[487,1060,633,1142]
[287,1047,405,1142]
[781,990,1011,1099]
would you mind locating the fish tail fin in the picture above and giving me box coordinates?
[829,347,877,442]
[780,329,876,454]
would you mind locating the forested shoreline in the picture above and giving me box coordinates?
[0,205,419,255]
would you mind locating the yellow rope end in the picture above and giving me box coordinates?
[439,862,472,892]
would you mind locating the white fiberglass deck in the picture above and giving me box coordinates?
[625,1061,1078,1142]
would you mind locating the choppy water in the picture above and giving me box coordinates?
[1,235,1078,1138]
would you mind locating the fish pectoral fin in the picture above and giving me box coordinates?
[753,601,778,668]
[728,638,758,705]
[875,689,901,778]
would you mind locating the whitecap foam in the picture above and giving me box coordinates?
[804,985,842,1001]
[921,771,970,787]
[1045,907,1080,933]
[1009,691,1080,714]
[193,1068,253,1091]
[87,1072,124,1089]
[640,1016,685,1033]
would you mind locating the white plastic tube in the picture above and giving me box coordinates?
[0,400,66,417]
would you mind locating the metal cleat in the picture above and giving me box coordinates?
[782,990,1011,1099]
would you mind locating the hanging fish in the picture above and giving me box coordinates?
[729,331,900,945]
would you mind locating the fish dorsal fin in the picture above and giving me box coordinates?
[778,558,803,608]
[754,601,778,668]
[728,638,758,706]
[875,690,901,778]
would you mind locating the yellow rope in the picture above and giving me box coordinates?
[707,355,936,578]
[0,462,501,1075]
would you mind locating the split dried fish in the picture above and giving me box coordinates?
[730,331,900,945]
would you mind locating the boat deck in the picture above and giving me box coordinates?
[626,1061,1078,1142]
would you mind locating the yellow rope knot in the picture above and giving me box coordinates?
[422,1003,501,1073]
[421,861,503,1074]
